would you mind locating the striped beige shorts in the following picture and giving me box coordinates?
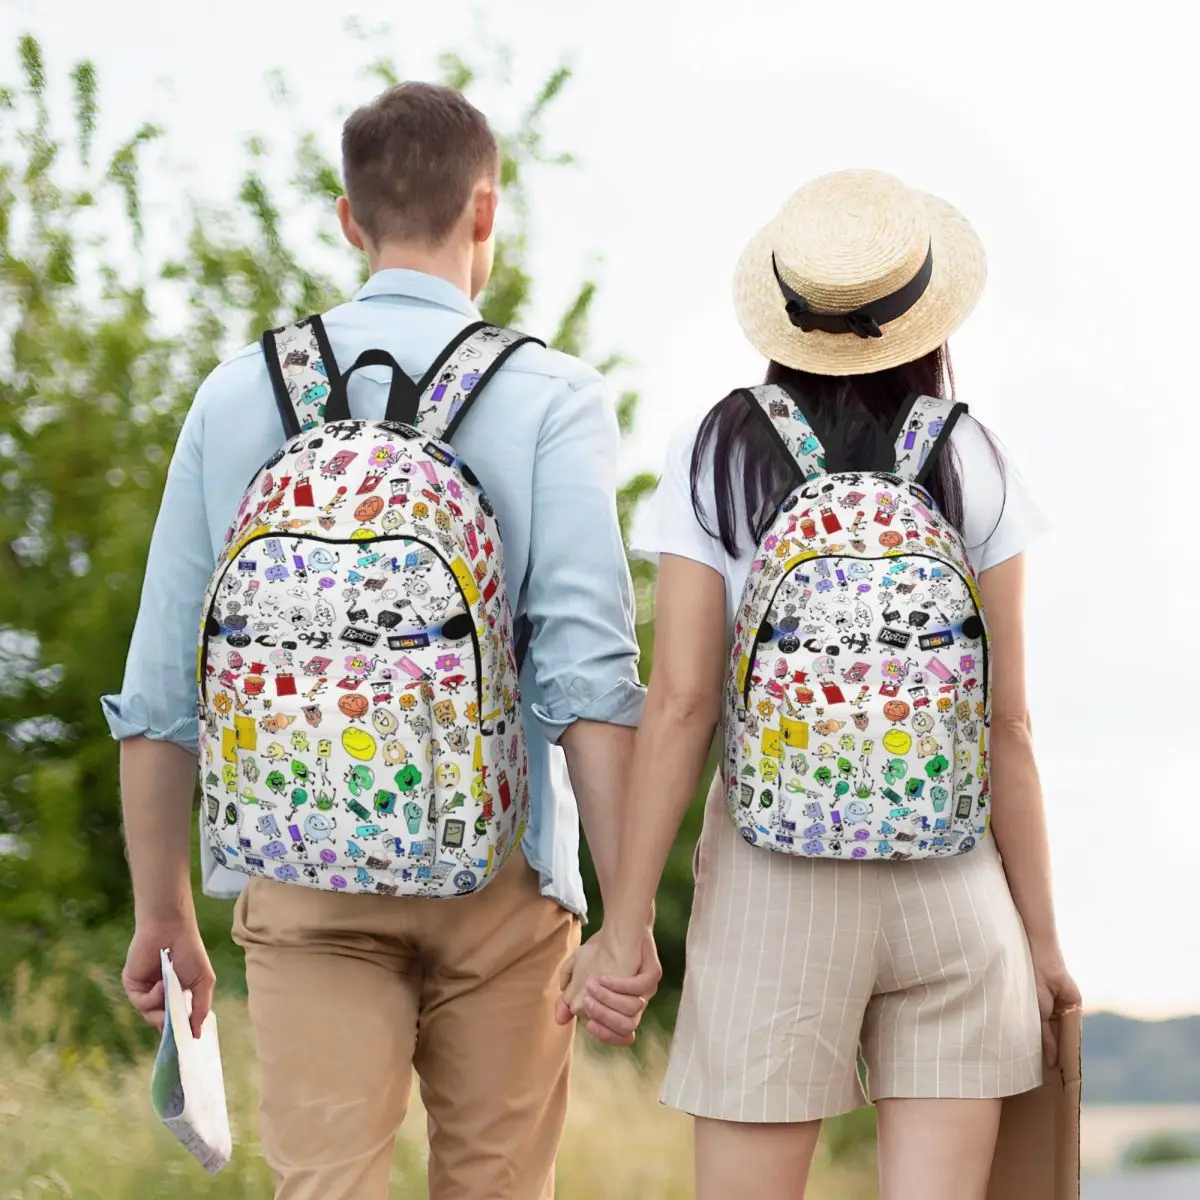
[661,778,1043,1123]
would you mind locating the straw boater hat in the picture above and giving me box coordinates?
[733,169,986,376]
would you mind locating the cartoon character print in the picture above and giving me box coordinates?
[891,394,956,479]
[272,320,331,429]
[414,325,528,435]
[755,384,824,481]
[198,346,531,898]
[726,456,989,863]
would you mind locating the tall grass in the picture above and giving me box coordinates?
[0,963,877,1198]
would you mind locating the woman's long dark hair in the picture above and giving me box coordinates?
[690,345,1003,557]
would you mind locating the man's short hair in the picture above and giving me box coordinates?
[341,82,499,247]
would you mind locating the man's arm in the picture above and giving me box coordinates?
[103,398,217,1038]
[557,720,634,905]
[522,372,646,907]
[120,738,214,1038]
[522,372,659,1044]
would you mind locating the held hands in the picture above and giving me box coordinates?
[555,926,661,1047]
[122,917,215,1041]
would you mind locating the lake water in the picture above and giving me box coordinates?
[1084,1163,1200,1199]
[1082,1105,1200,1172]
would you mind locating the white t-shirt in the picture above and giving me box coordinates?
[632,407,1049,626]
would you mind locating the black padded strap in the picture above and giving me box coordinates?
[514,615,532,674]
[261,314,342,439]
[914,401,968,485]
[414,324,543,442]
[741,384,821,485]
[888,394,969,483]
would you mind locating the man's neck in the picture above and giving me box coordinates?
[367,242,473,300]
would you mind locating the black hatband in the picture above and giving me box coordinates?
[771,244,934,340]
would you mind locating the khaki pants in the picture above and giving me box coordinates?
[232,852,581,1200]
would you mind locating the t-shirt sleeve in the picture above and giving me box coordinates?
[630,417,724,574]
[953,414,1051,574]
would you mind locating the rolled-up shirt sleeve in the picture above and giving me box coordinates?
[100,392,216,753]
[523,373,646,742]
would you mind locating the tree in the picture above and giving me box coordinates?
[0,30,703,1048]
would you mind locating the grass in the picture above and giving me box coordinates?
[0,963,878,1199]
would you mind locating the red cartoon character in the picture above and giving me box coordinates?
[320,450,357,478]
[293,475,315,507]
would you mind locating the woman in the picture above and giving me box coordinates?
[561,169,1080,1200]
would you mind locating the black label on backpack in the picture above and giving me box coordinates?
[877,627,912,649]
[388,633,430,651]
[423,441,456,466]
[340,626,380,648]
[918,630,955,651]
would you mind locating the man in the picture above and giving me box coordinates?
[104,82,659,1200]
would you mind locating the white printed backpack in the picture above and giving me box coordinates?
[725,385,990,861]
[197,315,540,897]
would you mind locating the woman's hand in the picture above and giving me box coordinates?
[1030,943,1082,1066]
[555,926,660,1047]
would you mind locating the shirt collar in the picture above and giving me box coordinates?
[353,268,481,319]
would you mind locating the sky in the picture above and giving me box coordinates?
[2,0,1197,1018]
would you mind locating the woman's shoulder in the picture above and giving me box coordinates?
[630,408,727,572]
[946,410,1050,573]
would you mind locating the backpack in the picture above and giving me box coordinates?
[724,385,990,861]
[197,314,541,897]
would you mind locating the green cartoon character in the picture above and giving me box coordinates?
[346,764,375,797]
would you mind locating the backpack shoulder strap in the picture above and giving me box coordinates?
[413,322,544,442]
[261,314,342,439]
[888,393,969,484]
[741,383,826,483]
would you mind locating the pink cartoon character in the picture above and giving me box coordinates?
[343,652,376,678]
[320,450,358,478]
[874,490,898,526]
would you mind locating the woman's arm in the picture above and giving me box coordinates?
[560,553,728,1016]
[979,553,1081,1061]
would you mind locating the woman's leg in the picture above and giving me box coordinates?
[875,1098,1001,1200]
[695,1117,823,1200]
[863,842,1042,1200]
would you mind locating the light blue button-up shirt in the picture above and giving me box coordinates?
[101,269,645,917]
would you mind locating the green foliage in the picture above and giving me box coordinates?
[1122,1131,1200,1169]
[821,1104,878,1163]
[0,32,682,1050]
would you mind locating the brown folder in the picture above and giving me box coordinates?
[986,1008,1082,1200]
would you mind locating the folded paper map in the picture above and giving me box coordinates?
[149,948,232,1174]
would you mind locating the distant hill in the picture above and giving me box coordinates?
[1085,1013,1200,1104]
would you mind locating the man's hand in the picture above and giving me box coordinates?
[555,926,660,1047]
[123,918,215,1040]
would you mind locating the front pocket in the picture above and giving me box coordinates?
[198,531,488,893]
[733,685,983,859]
[739,551,988,714]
